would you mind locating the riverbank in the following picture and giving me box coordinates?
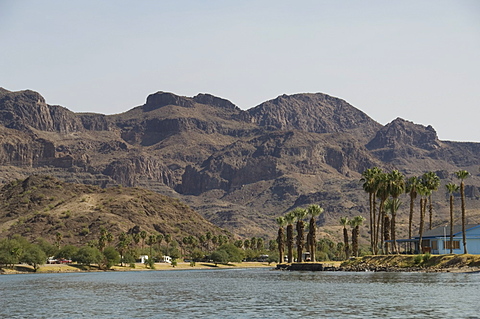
[339,254,480,273]
[0,261,273,275]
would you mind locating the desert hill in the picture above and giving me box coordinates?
[1,88,479,241]
[0,175,226,245]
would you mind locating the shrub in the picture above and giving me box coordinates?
[414,254,423,265]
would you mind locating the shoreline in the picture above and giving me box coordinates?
[0,261,274,275]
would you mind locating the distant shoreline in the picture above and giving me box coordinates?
[0,261,273,275]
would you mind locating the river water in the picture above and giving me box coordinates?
[1,268,479,318]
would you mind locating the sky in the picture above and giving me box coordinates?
[1,0,479,142]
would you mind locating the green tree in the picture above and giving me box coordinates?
[74,246,103,267]
[36,238,58,257]
[422,171,440,230]
[374,171,389,255]
[406,176,420,239]
[276,216,286,263]
[256,238,264,251]
[417,184,431,252]
[212,243,245,264]
[21,244,47,271]
[55,232,63,250]
[102,246,120,269]
[156,234,164,254]
[146,234,157,266]
[284,211,295,263]
[384,198,400,254]
[340,217,350,260]
[0,238,24,268]
[306,204,323,262]
[293,207,307,262]
[387,170,405,253]
[140,230,147,250]
[455,170,470,254]
[445,183,459,254]
[55,245,78,260]
[349,215,366,257]
[360,167,382,254]
[211,250,229,266]
[116,232,131,266]
[164,234,172,256]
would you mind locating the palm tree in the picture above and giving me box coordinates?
[284,212,295,263]
[349,215,366,257]
[340,217,350,260]
[146,234,157,262]
[375,172,389,254]
[140,230,147,250]
[406,176,420,239]
[164,234,172,256]
[384,198,401,254]
[360,167,382,254]
[417,184,430,253]
[293,208,308,262]
[276,216,286,263]
[156,234,164,254]
[306,204,324,262]
[55,232,63,249]
[445,183,459,254]
[386,170,405,253]
[455,170,470,254]
[116,232,131,266]
[422,171,440,230]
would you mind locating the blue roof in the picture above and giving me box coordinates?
[412,224,480,239]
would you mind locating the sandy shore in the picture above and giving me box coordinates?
[1,261,274,275]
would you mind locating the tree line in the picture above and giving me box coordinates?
[360,167,471,255]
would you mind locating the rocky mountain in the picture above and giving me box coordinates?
[0,87,479,241]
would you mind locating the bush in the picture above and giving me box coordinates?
[103,246,120,269]
[414,254,423,265]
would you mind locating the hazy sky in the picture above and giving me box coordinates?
[1,1,479,142]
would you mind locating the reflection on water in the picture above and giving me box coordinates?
[1,269,479,318]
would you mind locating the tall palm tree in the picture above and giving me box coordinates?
[455,170,470,254]
[406,176,420,239]
[306,204,324,262]
[140,230,147,250]
[384,198,401,254]
[340,217,350,260]
[276,216,286,263]
[422,171,440,230]
[164,234,172,256]
[55,232,63,249]
[349,215,366,257]
[386,170,405,253]
[146,234,157,262]
[375,172,389,254]
[284,212,295,263]
[445,183,459,254]
[417,184,430,253]
[293,208,308,262]
[156,234,164,254]
[360,167,382,254]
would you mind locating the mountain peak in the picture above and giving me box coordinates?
[143,91,194,111]
[248,92,380,137]
[193,93,238,110]
[367,117,440,151]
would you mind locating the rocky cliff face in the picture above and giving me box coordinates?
[0,88,479,238]
[0,89,84,133]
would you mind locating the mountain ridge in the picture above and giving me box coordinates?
[1,87,479,241]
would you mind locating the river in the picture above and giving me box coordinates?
[1,268,479,318]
